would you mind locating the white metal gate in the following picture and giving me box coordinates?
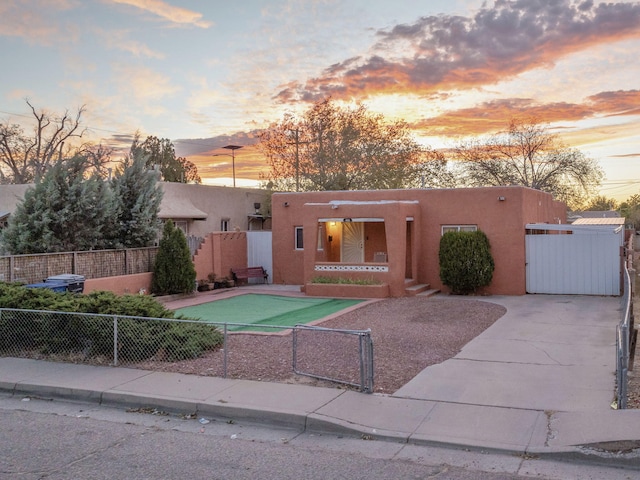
[525,224,622,295]
[247,231,272,284]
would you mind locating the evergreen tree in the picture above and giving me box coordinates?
[151,220,196,295]
[109,151,163,248]
[2,155,115,254]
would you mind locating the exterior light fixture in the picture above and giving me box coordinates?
[223,144,243,188]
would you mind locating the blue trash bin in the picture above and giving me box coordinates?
[26,274,85,293]
[25,281,67,293]
[45,274,85,293]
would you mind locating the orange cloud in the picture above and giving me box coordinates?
[588,90,640,116]
[277,1,640,103]
[101,29,165,58]
[110,0,212,28]
[412,90,640,138]
[180,140,267,185]
[0,1,77,45]
[413,98,595,137]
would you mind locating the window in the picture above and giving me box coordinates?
[295,226,304,250]
[221,218,230,232]
[174,220,188,235]
[442,225,477,235]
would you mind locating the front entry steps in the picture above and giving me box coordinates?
[404,280,439,297]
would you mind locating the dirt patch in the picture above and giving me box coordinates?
[135,296,506,394]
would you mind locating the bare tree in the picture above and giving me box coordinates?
[74,142,114,179]
[0,100,88,184]
[452,118,604,209]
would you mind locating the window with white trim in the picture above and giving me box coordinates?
[441,225,478,235]
[295,226,304,250]
[174,220,188,235]
[221,218,230,231]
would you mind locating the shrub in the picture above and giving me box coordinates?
[152,220,196,295]
[439,230,494,295]
[0,283,222,362]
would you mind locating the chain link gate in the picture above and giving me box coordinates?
[292,324,374,393]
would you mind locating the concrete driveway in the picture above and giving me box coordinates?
[393,294,621,412]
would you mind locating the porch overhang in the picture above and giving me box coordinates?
[159,197,207,220]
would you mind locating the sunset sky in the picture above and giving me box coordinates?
[1,0,639,201]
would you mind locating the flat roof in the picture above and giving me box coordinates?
[572,218,626,226]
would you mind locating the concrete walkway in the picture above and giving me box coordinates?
[2,293,640,463]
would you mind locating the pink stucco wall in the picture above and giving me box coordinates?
[271,186,566,296]
[193,231,248,282]
[84,273,153,295]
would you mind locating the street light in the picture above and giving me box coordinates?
[222,144,243,187]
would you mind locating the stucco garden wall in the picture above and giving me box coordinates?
[84,273,153,295]
[193,231,248,283]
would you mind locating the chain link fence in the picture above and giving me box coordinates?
[616,259,637,409]
[0,308,374,392]
[293,325,373,392]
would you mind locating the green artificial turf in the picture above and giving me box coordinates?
[174,294,363,332]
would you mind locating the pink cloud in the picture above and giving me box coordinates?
[277,1,640,102]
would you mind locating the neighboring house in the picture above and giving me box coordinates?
[0,182,271,239]
[567,210,620,223]
[0,184,31,222]
[271,186,567,297]
[158,182,270,237]
[571,216,627,246]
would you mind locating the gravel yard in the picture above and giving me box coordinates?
[138,295,506,394]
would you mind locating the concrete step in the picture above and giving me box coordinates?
[416,288,440,297]
[405,283,433,296]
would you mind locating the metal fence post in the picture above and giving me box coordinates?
[366,331,374,393]
[359,330,374,393]
[113,316,118,366]
[292,326,298,372]
[223,323,228,378]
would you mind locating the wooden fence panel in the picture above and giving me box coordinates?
[0,247,159,284]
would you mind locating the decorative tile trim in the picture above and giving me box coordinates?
[314,264,389,272]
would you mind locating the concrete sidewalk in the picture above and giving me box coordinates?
[1,294,640,462]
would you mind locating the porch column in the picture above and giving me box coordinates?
[384,211,408,297]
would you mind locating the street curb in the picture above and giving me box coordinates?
[3,383,640,469]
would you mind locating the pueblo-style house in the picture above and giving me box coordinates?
[271,186,566,297]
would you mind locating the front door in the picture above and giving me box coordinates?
[341,222,364,262]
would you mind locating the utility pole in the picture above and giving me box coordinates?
[288,128,310,192]
[293,128,300,192]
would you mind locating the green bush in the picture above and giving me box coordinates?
[161,322,223,361]
[439,230,495,295]
[0,283,222,362]
[152,220,196,295]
